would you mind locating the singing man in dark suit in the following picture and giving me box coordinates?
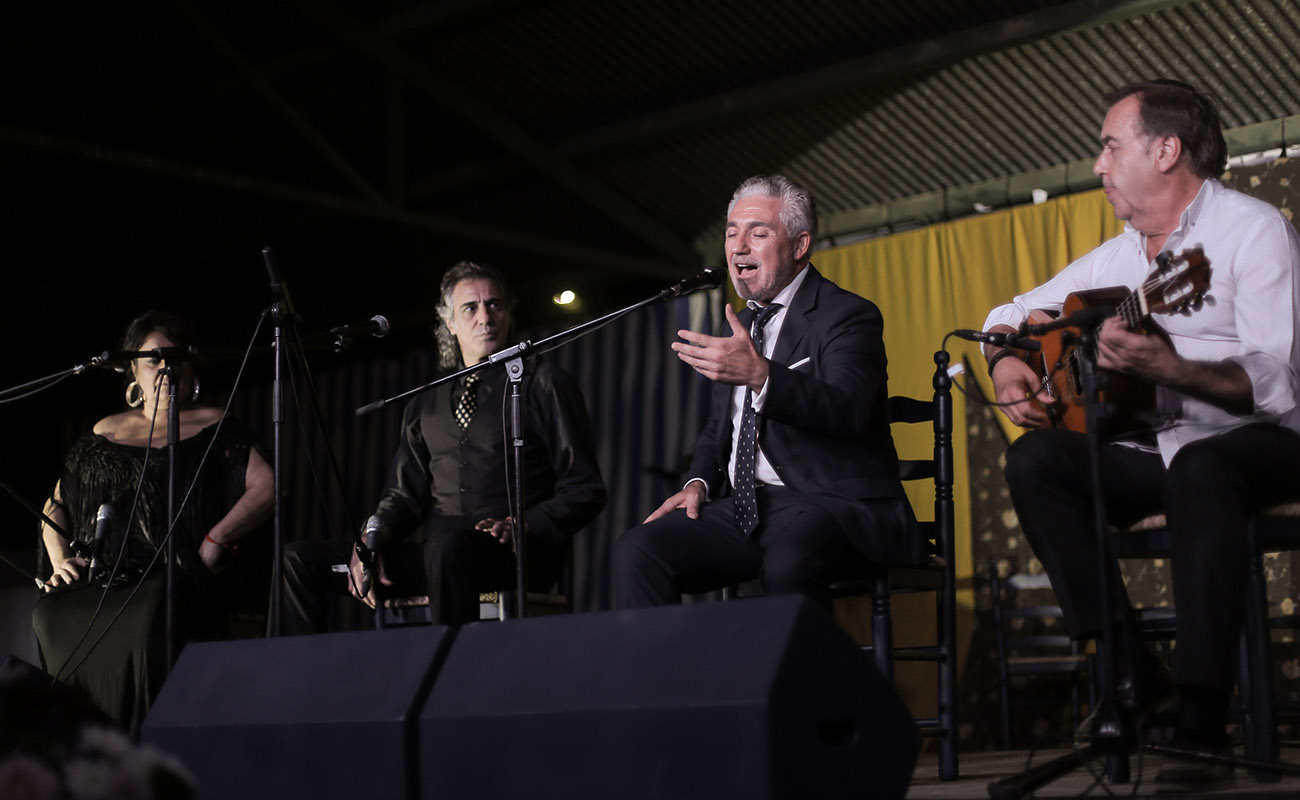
[613,174,924,609]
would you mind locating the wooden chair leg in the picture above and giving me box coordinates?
[998,674,1013,751]
[1242,524,1279,781]
[870,576,894,684]
[1069,660,1082,734]
[938,573,958,781]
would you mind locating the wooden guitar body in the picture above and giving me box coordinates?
[1028,287,1155,436]
[1023,246,1211,437]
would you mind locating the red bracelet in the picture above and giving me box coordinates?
[205,534,237,553]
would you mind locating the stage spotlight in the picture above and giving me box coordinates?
[553,290,577,306]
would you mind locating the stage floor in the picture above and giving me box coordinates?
[907,746,1300,798]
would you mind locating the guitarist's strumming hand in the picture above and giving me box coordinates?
[986,328,1054,428]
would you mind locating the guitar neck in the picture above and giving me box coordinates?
[1116,290,1145,328]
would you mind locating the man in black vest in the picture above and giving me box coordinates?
[284,261,605,627]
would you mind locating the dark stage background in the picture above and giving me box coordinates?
[0,284,720,618]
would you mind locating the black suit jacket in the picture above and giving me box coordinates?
[689,265,924,564]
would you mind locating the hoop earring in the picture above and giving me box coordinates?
[190,378,201,403]
[125,381,144,408]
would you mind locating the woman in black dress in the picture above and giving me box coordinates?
[33,311,273,735]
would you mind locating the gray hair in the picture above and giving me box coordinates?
[727,175,818,252]
[433,260,515,371]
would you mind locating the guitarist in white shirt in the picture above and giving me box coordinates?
[983,80,1300,791]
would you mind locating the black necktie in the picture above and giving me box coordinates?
[733,303,782,536]
[455,372,480,429]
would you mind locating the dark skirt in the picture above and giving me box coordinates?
[32,574,223,737]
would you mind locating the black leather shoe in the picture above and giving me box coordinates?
[1153,735,1235,794]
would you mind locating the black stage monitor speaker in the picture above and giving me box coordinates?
[2,654,117,754]
[141,627,452,800]
[420,596,920,800]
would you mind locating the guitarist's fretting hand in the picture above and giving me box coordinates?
[1096,316,1255,415]
[988,343,1055,428]
[1094,316,1179,382]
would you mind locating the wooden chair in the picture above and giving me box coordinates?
[1110,502,1300,780]
[989,557,1095,749]
[828,351,958,781]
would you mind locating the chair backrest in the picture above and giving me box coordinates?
[882,355,960,781]
[887,380,954,567]
[988,562,1075,654]
[987,558,1093,750]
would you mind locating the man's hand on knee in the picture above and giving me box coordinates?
[644,480,707,524]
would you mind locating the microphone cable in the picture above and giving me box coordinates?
[281,312,367,595]
[942,330,1069,415]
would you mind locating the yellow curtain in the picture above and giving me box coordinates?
[817,188,1124,611]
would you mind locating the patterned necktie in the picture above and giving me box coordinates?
[454,372,480,429]
[733,302,782,536]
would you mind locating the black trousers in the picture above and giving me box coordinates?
[282,520,560,630]
[1004,423,1300,693]
[612,486,870,610]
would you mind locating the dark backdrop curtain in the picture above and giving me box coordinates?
[230,291,721,619]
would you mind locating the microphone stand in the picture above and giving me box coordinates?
[263,247,297,636]
[0,474,74,590]
[0,352,109,402]
[358,281,717,618]
[163,367,180,674]
[986,328,1134,798]
[986,330,1300,798]
[0,353,119,550]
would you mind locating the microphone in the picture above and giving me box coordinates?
[358,515,381,597]
[84,351,127,373]
[88,503,113,583]
[330,315,390,339]
[951,329,1041,352]
[1021,306,1115,336]
[99,345,198,365]
[659,267,724,300]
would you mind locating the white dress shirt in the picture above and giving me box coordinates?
[984,179,1300,464]
[724,265,812,487]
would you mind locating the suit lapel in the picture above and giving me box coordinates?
[770,265,821,365]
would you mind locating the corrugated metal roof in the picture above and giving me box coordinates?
[693,0,1300,244]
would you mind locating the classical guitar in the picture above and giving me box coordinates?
[1025,247,1212,435]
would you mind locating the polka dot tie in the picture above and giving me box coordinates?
[455,372,480,429]
[733,303,781,536]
